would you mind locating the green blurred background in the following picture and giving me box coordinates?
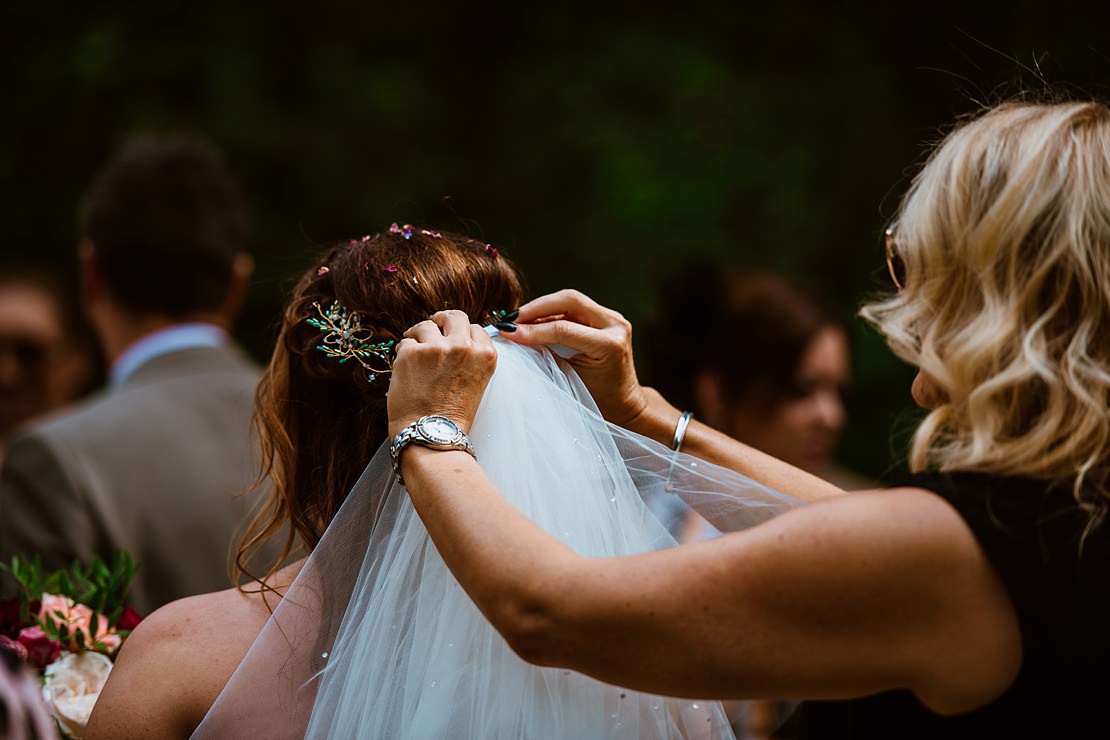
[4,0,1109,482]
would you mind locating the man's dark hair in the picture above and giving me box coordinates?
[80,132,248,317]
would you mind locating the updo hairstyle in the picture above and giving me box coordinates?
[239,227,524,580]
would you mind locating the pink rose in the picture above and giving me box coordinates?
[38,594,116,653]
[38,594,76,632]
[17,625,61,670]
[69,604,102,645]
[96,632,122,655]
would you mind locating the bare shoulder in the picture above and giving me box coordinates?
[86,564,301,739]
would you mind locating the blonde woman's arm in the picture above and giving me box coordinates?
[388,310,1022,712]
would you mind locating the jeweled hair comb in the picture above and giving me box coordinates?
[306,301,396,382]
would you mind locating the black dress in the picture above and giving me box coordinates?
[796,471,1110,739]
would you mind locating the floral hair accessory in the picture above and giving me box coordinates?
[388,223,441,240]
[388,223,415,239]
[306,301,395,382]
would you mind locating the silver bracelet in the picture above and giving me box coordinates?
[671,411,694,452]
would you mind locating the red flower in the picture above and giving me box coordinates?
[115,606,144,632]
[17,625,61,670]
[0,596,24,634]
[0,634,29,662]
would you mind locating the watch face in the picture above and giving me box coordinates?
[417,415,461,445]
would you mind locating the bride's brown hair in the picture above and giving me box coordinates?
[237,227,524,586]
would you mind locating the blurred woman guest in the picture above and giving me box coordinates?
[382,99,1110,738]
[647,269,871,535]
[647,269,870,737]
[647,270,871,738]
[650,269,862,482]
[0,264,100,459]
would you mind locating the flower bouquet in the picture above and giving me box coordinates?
[1,551,142,739]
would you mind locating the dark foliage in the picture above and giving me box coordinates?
[3,0,1108,480]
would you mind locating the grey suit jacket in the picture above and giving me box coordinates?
[0,343,281,615]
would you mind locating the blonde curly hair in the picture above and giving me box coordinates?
[861,101,1110,525]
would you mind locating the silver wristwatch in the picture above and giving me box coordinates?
[389,415,477,487]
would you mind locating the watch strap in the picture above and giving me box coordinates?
[389,416,476,487]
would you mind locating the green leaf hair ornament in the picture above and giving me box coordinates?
[306,301,396,382]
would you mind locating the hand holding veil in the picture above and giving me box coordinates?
[193,341,801,739]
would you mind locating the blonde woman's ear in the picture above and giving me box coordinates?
[911,370,948,410]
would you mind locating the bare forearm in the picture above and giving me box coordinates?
[400,447,576,631]
[399,446,759,698]
[626,389,844,502]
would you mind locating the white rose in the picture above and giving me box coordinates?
[41,651,114,740]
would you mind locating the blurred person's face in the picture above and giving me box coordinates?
[0,283,84,439]
[725,326,850,474]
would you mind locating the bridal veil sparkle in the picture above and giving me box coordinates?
[193,340,801,739]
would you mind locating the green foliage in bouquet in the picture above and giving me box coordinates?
[4,551,138,621]
[1,551,140,654]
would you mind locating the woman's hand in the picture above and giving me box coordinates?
[501,289,656,429]
[387,310,497,436]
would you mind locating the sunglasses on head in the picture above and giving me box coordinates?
[885,224,906,291]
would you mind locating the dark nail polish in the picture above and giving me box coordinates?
[502,308,520,322]
[494,322,517,333]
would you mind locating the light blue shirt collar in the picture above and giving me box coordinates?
[110,323,229,389]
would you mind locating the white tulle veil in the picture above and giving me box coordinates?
[192,340,802,739]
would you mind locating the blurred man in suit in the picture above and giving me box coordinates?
[0,132,278,614]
